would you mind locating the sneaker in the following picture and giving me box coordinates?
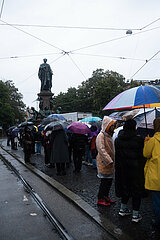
[97,199,111,206]
[105,197,115,204]
[132,214,142,223]
[119,208,132,216]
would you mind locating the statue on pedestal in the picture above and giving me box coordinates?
[38,58,53,92]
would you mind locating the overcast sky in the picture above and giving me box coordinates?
[0,0,160,110]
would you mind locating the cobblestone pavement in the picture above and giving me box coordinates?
[2,140,160,240]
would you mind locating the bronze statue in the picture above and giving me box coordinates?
[38,58,53,92]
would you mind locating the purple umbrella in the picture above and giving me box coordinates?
[67,122,90,134]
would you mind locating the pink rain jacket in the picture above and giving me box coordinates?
[96,116,115,176]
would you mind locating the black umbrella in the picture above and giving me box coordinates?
[44,121,64,131]
[8,126,17,131]
[88,121,102,129]
[44,119,70,131]
[41,117,59,126]
[18,121,34,128]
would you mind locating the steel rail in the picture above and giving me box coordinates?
[0,155,75,240]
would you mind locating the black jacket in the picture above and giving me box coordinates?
[115,130,146,198]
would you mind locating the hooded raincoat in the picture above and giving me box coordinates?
[96,116,115,177]
[143,132,160,191]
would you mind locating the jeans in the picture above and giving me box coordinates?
[36,142,42,153]
[85,145,92,163]
[121,195,141,211]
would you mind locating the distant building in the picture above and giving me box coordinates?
[60,112,92,122]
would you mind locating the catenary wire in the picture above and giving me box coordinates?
[70,25,160,52]
[67,54,87,80]
[130,50,160,79]
[72,52,145,61]
[0,52,60,60]
[0,19,64,52]
[0,22,140,30]
[140,17,160,30]
[0,0,4,18]
[0,18,159,31]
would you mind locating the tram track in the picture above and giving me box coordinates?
[0,145,132,240]
[0,152,75,240]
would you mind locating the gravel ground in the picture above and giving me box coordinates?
[2,140,160,240]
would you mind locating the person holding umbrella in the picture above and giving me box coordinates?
[115,119,145,223]
[143,117,160,230]
[22,126,33,163]
[96,116,116,206]
[49,124,69,176]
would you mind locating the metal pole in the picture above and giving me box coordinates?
[143,105,148,135]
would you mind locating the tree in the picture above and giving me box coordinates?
[5,80,26,124]
[0,80,25,129]
[53,69,140,116]
[0,81,15,129]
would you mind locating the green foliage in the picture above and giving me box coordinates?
[0,80,25,129]
[53,69,140,117]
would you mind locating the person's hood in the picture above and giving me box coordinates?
[154,132,160,142]
[101,116,116,133]
[154,117,160,132]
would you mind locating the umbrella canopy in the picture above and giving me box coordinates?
[8,126,17,132]
[47,114,66,120]
[41,117,59,126]
[134,108,160,129]
[80,116,102,122]
[18,121,34,128]
[67,122,90,134]
[108,111,128,120]
[103,85,160,110]
[44,121,66,131]
[11,127,19,137]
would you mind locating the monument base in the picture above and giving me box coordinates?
[37,91,54,110]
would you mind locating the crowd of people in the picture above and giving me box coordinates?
[96,116,160,231]
[5,116,160,231]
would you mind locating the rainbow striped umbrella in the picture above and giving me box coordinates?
[103,85,160,111]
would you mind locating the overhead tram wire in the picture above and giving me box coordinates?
[0,22,140,31]
[140,17,160,30]
[0,18,159,31]
[130,50,160,79]
[72,52,145,62]
[0,19,63,52]
[0,0,5,18]
[67,54,87,80]
[0,52,61,60]
[70,25,160,53]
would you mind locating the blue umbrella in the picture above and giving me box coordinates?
[80,116,102,122]
[47,114,66,120]
[11,127,19,138]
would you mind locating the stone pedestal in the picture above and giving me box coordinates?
[37,91,54,110]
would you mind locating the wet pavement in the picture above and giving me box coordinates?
[0,158,60,240]
[1,139,160,240]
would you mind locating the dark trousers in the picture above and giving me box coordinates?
[73,148,84,171]
[152,191,160,225]
[121,194,141,211]
[98,178,113,199]
[24,151,31,163]
[24,143,32,163]
[56,163,65,173]
[44,146,51,164]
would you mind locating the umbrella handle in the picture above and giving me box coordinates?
[143,105,149,135]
